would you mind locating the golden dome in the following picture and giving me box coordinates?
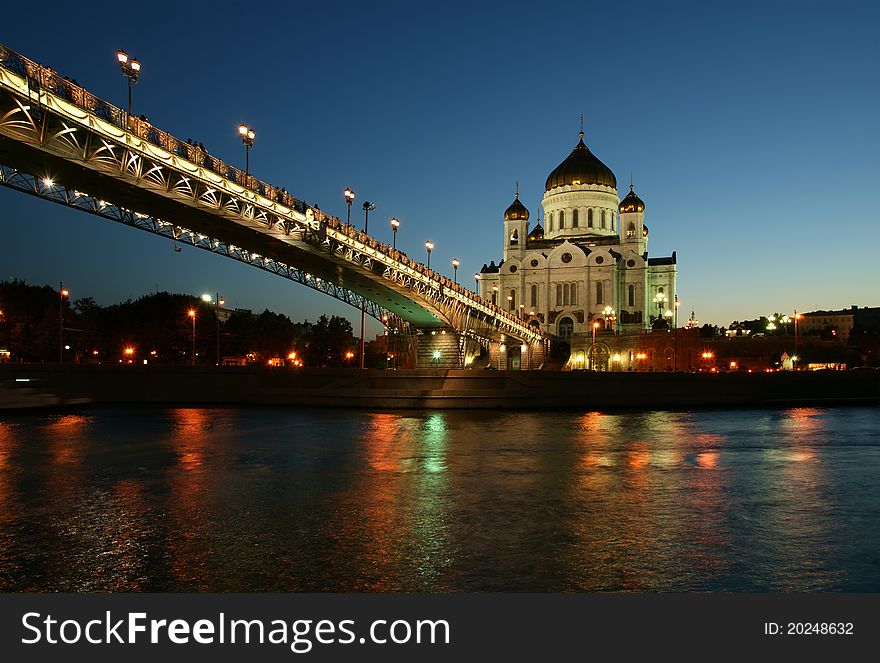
[504,193,530,221]
[545,131,617,191]
[618,185,645,213]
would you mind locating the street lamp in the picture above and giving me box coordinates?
[357,202,376,370]
[187,309,196,366]
[238,124,256,178]
[794,310,802,369]
[474,273,481,295]
[507,294,513,312]
[674,294,680,370]
[201,292,225,365]
[343,187,355,224]
[452,258,460,284]
[115,49,141,118]
[390,217,399,249]
[425,241,434,269]
[591,321,600,369]
[59,282,69,363]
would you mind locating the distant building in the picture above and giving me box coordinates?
[801,306,880,341]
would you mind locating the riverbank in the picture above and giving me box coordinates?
[1,364,878,410]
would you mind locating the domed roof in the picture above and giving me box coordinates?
[527,222,544,240]
[545,131,617,191]
[619,185,645,213]
[504,193,529,221]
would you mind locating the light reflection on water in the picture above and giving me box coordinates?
[0,406,878,592]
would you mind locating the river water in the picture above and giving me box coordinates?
[0,406,878,592]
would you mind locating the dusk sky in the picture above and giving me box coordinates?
[2,0,878,334]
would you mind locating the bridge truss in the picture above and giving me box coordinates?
[0,42,544,351]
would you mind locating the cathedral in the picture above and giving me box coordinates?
[479,128,677,351]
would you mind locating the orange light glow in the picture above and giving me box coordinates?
[187,309,196,318]
[124,347,135,356]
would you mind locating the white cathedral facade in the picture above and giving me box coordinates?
[479,129,677,345]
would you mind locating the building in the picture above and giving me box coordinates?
[479,128,678,364]
[800,306,880,342]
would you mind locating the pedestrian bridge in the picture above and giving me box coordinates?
[0,43,545,366]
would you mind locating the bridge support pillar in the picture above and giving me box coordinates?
[413,329,483,369]
[488,337,547,371]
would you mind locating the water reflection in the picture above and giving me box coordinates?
[0,406,877,591]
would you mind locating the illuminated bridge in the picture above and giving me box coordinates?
[0,43,546,368]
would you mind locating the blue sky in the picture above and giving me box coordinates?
[2,0,878,332]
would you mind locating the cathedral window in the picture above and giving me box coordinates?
[510,228,519,245]
[628,284,635,307]
[530,284,537,307]
[556,284,562,307]
[596,281,604,305]
[549,212,554,232]
[627,222,636,238]
[563,284,570,306]
[559,210,565,230]
[572,209,579,228]
[587,209,593,227]
[611,212,615,231]
[571,283,578,306]
[601,210,607,229]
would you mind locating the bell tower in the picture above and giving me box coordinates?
[502,183,529,262]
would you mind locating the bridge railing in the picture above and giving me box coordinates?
[0,43,305,213]
[0,42,541,342]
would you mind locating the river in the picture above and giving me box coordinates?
[0,406,878,591]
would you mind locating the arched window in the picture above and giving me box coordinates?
[627,222,636,239]
[601,209,607,229]
[556,284,562,307]
[572,209,579,228]
[628,284,635,307]
[509,289,516,311]
[596,281,604,305]
[548,212,554,232]
[530,284,537,307]
[510,228,519,245]
[558,317,574,340]
[571,283,578,306]
[658,286,664,294]
[563,283,570,306]
[587,209,593,228]
[611,211,615,231]
[559,210,565,230]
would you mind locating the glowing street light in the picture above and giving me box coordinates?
[59,282,69,363]
[425,241,434,268]
[390,216,400,249]
[238,124,256,178]
[452,258,460,284]
[590,320,600,369]
[474,272,481,295]
[343,187,355,224]
[115,49,141,118]
[187,308,196,366]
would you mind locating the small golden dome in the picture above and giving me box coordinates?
[504,193,530,221]
[619,185,645,214]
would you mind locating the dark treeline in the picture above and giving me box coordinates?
[0,279,384,367]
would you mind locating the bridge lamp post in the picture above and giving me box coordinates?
[474,273,480,296]
[452,258,460,284]
[343,187,355,224]
[424,241,434,269]
[187,309,197,367]
[59,283,69,363]
[390,217,399,250]
[238,125,256,178]
[115,49,141,119]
